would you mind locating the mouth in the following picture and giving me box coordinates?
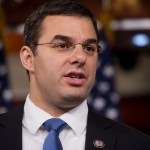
[67,72,86,79]
[64,71,87,86]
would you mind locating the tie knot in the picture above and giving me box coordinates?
[43,118,66,133]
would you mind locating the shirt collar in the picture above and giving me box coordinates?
[22,94,88,136]
[22,95,53,135]
[60,101,88,136]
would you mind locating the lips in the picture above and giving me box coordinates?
[66,72,85,79]
[64,71,87,86]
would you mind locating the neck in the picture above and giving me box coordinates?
[29,94,78,117]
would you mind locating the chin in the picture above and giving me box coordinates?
[62,93,87,105]
[60,99,84,111]
[59,87,90,104]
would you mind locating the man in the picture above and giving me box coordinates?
[0,0,150,150]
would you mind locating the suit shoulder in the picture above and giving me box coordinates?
[0,105,24,127]
[87,110,150,149]
[88,109,150,140]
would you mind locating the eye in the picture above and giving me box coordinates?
[83,44,96,53]
[54,43,71,50]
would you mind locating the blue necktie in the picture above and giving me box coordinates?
[43,118,66,150]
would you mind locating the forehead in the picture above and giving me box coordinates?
[39,15,97,42]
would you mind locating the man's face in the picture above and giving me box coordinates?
[28,16,98,112]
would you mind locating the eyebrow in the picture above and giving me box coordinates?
[84,39,98,44]
[51,35,72,42]
[51,34,98,44]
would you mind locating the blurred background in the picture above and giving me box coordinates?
[0,0,150,135]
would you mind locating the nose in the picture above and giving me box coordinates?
[69,44,87,67]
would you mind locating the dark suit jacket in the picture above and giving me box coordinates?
[0,104,150,150]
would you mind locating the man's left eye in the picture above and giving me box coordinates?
[84,46,95,52]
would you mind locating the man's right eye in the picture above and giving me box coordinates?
[54,43,70,49]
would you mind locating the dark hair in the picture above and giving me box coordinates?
[23,0,99,53]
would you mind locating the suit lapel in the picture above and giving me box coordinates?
[85,109,117,150]
[0,105,24,150]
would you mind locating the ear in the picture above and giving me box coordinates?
[20,46,35,73]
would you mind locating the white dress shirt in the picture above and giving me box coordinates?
[22,95,88,150]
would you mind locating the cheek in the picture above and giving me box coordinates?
[34,55,65,81]
[34,56,52,79]
[89,58,98,75]
[89,60,98,84]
